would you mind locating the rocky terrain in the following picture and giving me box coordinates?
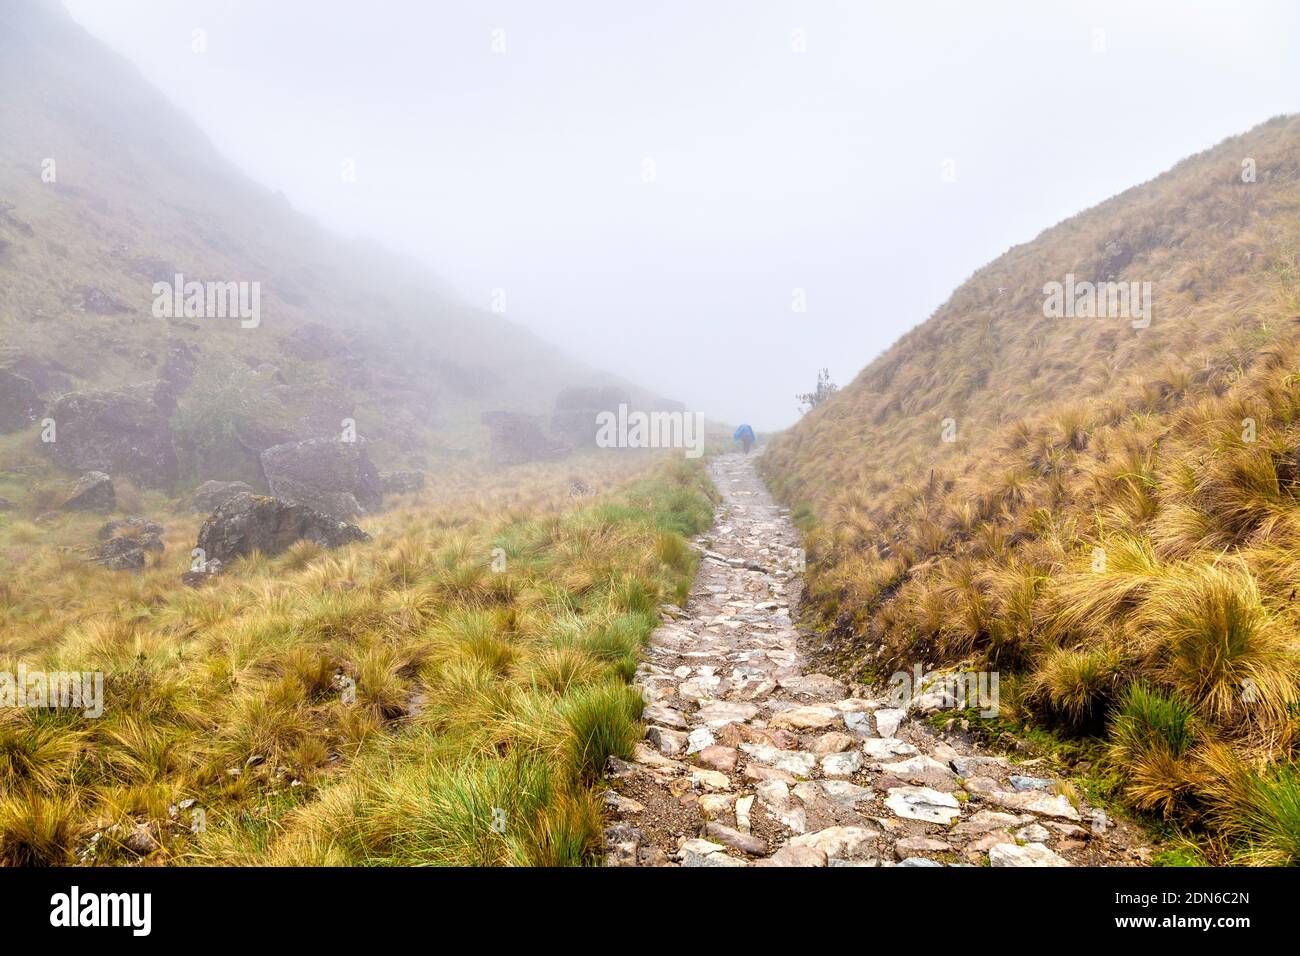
[604,453,1151,867]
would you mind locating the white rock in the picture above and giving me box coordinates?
[861,738,918,759]
[765,844,828,867]
[679,839,748,867]
[686,727,716,755]
[792,782,821,806]
[755,780,808,833]
[755,777,789,799]
[820,750,864,778]
[951,754,1008,776]
[884,786,962,824]
[691,769,732,791]
[678,675,723,700]
[777,674,846,698]
[874,708,907,737]
[1015,823,1051,843]
[951,810,1025,835]
[641,703,689,730]
[695,701,759,728]
[679,837,725,856]
[768,705,842,731]
[788,826,877,859]
[740,744,817,776]
[645,725,687,756]
[843,711,876,735]
[735,795,755,833]
[989,842,1071,867]
[981,790,1081,821]
[698,794,733,818]
[878,754,957,787]
[818,780,873,808]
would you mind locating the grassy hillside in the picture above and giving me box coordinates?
[0,0,643,476]
[763,114,1300,865]
[0,449,715,865]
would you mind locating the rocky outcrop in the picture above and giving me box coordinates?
[0,348,71,397]
[196,492,369,565]
[98,516,164,544]
[259,438,383,520]
[0,368,42,433]
[62,472,115,512]
[152,340,198,414]
[481,411,567,465]
[45,388,178,489]
[379,470,425,495]
[190,480,255,513]
[92,517,164,571]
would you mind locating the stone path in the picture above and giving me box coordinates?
[603,452,1150,867]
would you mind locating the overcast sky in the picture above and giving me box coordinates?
[64,0,1300,429]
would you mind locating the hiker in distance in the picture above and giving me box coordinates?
[734,423,756,454]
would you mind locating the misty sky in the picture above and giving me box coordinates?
[63,0,1300,429]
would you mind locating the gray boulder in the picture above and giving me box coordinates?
[63,472,115,512]
[45,387,178,489]
[190,480,255,513]
[0,349,70,396]
[97,516,165,545]
[93,535,157,571]
[196,492,369,565]
[152,340,198,414]
[0,368,42,433]
[259,438,383,520]
[181,559,224,588]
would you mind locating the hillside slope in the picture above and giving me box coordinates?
[0,0,645,486]
[764,114,1300,864]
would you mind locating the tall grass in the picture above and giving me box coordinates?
[762,115,1300,863]
[0,453,714,866]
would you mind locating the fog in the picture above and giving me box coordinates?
[63,0,1300,429]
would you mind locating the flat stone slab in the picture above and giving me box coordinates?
[740,743,817,776]
[877,754,957,788]
[884,786,962,824]
[980,790,1082,822]
[694,701,760,727]
[787,825,878,859]
[873,708,907,737]
[862,738,918,759]
[989,842,1072,867]
[641,703,689,730]
[768,705,843,731]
